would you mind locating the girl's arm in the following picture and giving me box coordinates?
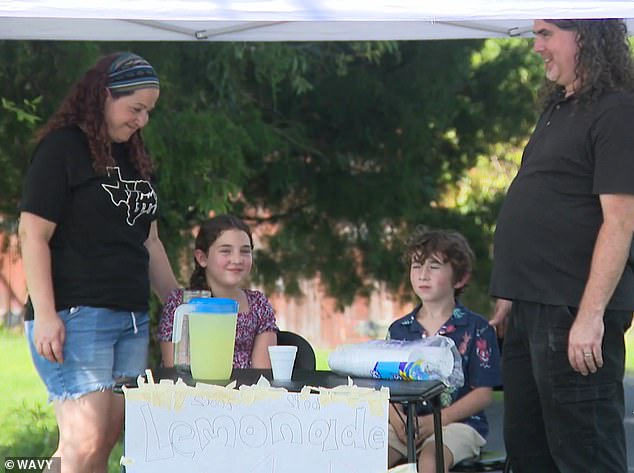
[160,341,174,367]
[157,289,182,368]
[250,331,277,368]
[19,211,64,363]
[145,221,178,302]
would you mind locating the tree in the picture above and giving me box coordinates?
[0,39,543,313]
[0,42,101,217]
[229,39,543,308]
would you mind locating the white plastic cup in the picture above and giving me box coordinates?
[268,345,298,380]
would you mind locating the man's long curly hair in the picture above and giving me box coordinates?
[540,19,634,107]
[35,52,154,179]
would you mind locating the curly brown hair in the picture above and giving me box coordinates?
[35,52,154,179]
[404,227,475,296]
[540,19,634,106]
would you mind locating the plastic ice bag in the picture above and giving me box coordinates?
[328,336,464,388]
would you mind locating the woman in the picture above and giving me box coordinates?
[19,52,178,473]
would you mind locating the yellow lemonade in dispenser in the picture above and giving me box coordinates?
[172,297,239,380]
[189,310,237,379]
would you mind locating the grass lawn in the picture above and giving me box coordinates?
[2,326,633,471]
[314,348,331,370]
[0,329,53,453]
[627,326,634,372]
[0,329,122,472]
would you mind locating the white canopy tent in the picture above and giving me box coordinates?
[1,0,634,42]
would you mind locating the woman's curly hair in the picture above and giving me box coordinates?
[35,52,154,179]
[540,19,634,107]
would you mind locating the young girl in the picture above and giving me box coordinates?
[158,214,278,368]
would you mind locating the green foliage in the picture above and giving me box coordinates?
[0,41,100,218]
[145,109,253,249]
[2,97,42,124]
[0,38,545,312]
[235,39,543,311]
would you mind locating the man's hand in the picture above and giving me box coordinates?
[489,298,512,337]
[567,193,634,375]
[568,312,604,375]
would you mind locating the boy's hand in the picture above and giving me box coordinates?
[389,404,408,444]
[415,415,434,442]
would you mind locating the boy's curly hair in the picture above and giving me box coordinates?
[404,227,475,296]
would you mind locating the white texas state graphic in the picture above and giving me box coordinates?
[101,167,157,226]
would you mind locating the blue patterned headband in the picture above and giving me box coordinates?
[107,52,159,94]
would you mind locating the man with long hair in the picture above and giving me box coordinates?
[489,20,634,472]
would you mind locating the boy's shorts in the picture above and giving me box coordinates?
[25,306,149,402]
[388,422,486,465]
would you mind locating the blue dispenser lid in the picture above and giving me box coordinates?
[188,297,239,313]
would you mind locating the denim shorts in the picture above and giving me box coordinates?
[25,306,149,402]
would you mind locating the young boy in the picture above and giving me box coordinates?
[387,228,501,473]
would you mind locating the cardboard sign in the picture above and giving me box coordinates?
[123,374,389,473]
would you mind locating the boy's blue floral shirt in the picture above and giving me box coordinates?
[387,300,502,438]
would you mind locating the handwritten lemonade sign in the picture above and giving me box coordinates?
[123,373,389,473]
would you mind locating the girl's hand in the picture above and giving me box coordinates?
[250,331,277,368]
[34,312,65,363]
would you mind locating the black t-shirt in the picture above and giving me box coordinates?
[491,91,634,310]
[21,126,158,318]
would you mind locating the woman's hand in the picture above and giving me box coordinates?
[34,312,65,363]
[19,212,64,363]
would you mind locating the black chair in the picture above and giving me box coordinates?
[451,450,509,472]
[449,386,510,472]
[276,330,316,370]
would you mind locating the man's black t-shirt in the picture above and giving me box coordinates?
[491,92,634,310]
[21,126,158,318]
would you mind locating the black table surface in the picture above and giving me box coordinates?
[134,367,446,403]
